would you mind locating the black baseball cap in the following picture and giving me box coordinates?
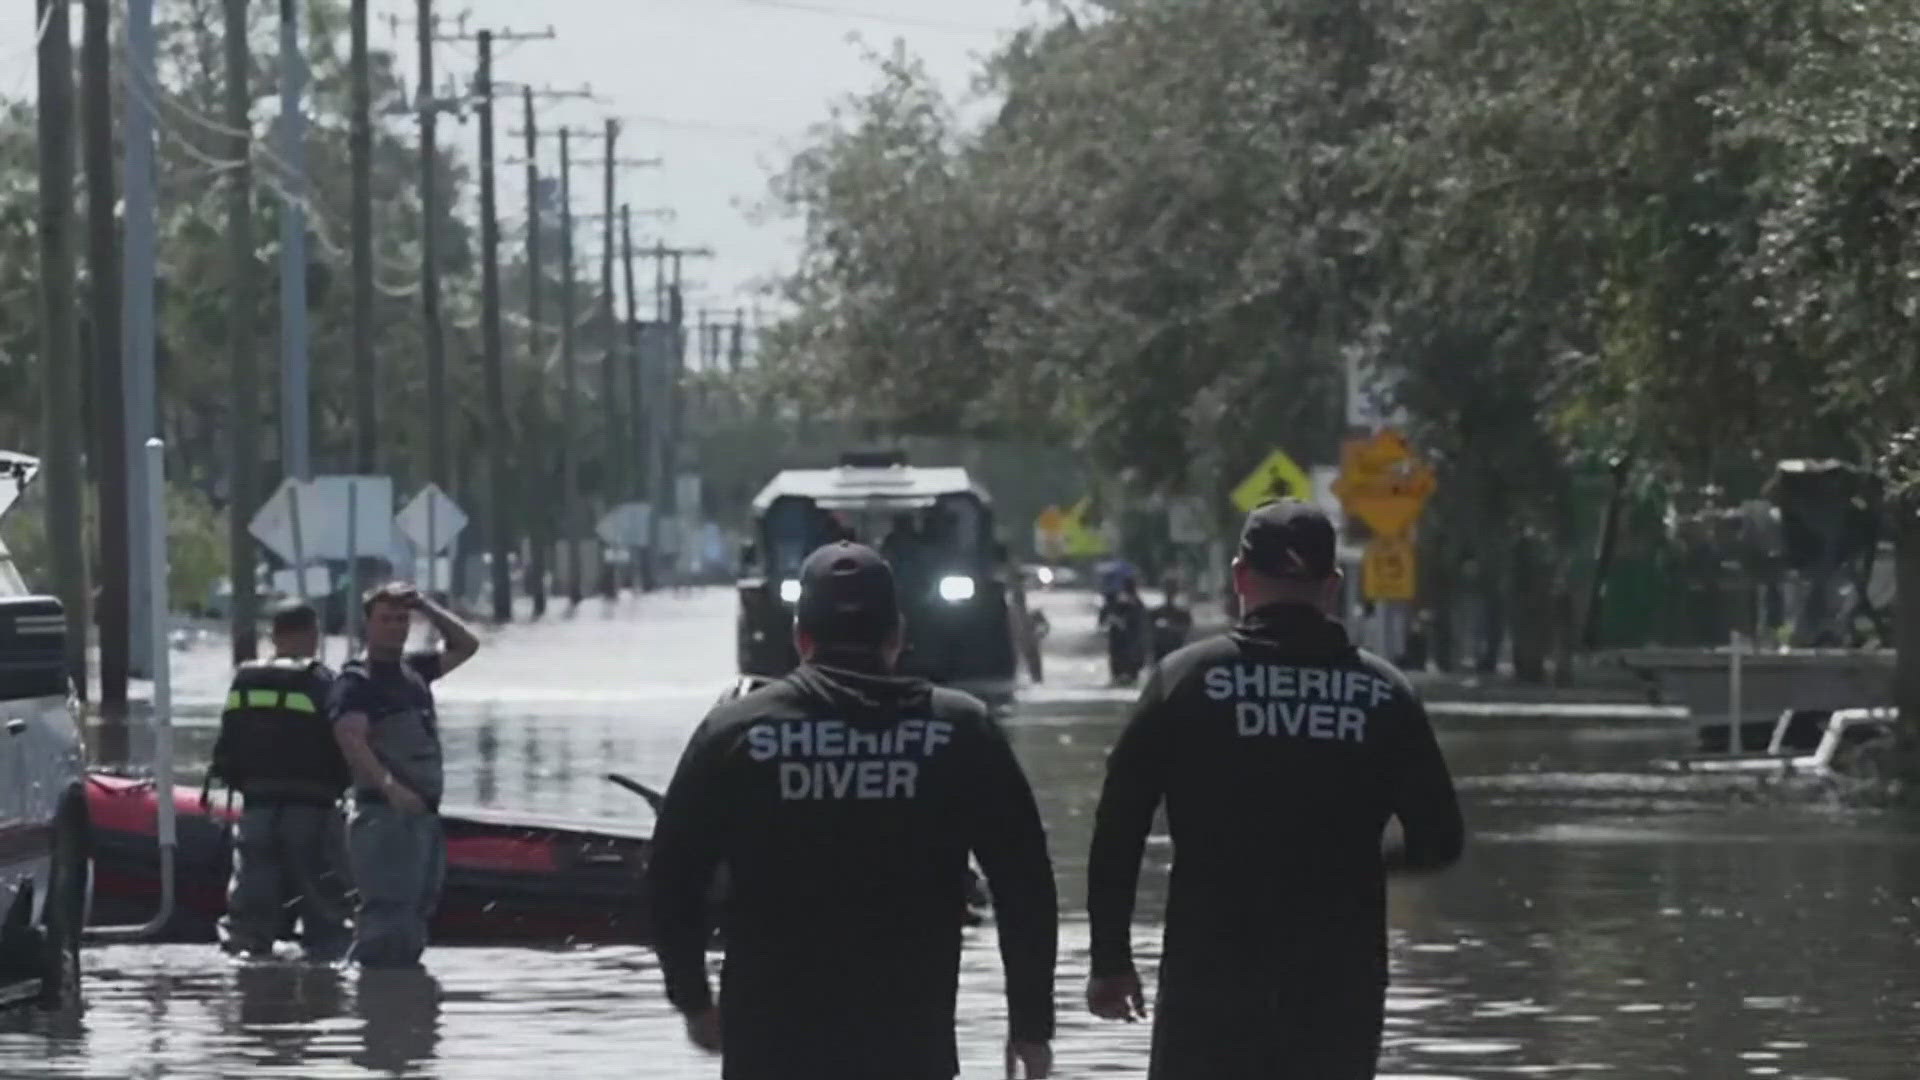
[1238,498,1337,579]
[269,598,319,635]
[795,541,900,645]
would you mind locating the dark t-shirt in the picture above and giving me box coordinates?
[328,651,446,809]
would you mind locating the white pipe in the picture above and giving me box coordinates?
[86,438,176,942]
[347,482,361,650]
[1727,630,1743,756]
[288,481,309,608]
[426,494,440,647]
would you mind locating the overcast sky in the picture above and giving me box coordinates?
[3,0,1045,322]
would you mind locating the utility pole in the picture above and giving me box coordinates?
[598,119,622,599]
[620,205,645,592]
[83,0,128,713]
[499,85,595,613]
[123,0,158,680]
[521,88,547,617]
[279,0,311,482]
[619,209,647,505]
[477,30,509,622]
[509,126,656,606]
[37,0,86,694]
[224,0,260,663]
[633,244,712,576]
[350,0,376,475]
[421,35,557,625]
[599,205,675,589]
[559,126,580,605]
[417,0,449,512]
[539,138,662,600]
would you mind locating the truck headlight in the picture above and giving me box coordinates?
[938,575,976,602]
[779,579,802,604]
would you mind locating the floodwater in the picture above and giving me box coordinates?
[4,588,1918,1078]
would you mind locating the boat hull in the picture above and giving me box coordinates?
[84,774,653,945]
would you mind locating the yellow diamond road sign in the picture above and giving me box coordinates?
[1332,428,1436,538]
[1231,449,1312,513]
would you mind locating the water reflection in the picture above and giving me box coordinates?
[474,718,499,808]
[232,963,345,1068]
[354,969,441,1075]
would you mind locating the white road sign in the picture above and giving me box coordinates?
[250,476,394,562]
[0,451,39,520]
[597,502,652,547]
[395,483,468,556]
[1167,497,1208,544]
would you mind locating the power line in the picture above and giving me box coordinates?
[617,112,793,140]
[113,50,427,293]
[718,0,1005,35]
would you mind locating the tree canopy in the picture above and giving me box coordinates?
[763,0,1920,536]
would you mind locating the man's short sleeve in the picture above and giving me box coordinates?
[405,650,445,684]
[327,669,376,723]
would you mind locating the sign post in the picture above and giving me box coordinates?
[287,480,309,614]
[347,483,360,650]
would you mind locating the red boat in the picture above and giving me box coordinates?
[84,679,992,946]
[84,773,657,945]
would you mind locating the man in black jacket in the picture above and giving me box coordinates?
[649,541,1058,1080]
[1085,499,1464,1079]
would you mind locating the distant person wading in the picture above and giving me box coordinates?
[648,541,1059,1080]
[329,583,480,968]
[1086,499,1466,1079]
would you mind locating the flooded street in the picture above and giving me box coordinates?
[4,588,1918,1077]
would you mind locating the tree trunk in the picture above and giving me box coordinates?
[1511,534,1548,684]
[1475,573,1505,676]
[1551,582,1575,687]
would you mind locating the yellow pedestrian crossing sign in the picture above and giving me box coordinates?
[1231,449,1312,513]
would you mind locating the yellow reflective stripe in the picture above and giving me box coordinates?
[244,689,282,708]
[282,692,317,714]
[225,691,243,710]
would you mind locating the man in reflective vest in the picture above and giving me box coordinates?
[210,600,352,960]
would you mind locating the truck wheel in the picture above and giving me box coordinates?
[37,795,88,1010]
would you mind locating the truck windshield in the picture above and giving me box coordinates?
[761,495,988,578]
